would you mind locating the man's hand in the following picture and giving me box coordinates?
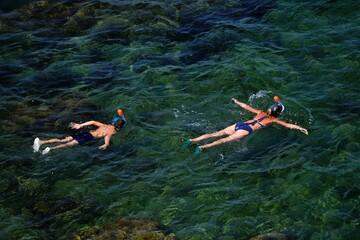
[70,123,82,130]
[99,144,108,150]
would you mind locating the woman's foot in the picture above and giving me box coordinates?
[184,139,192,148]
[194,146,202,156]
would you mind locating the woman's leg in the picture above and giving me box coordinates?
[190,124,236,143]
[199,130,249,150]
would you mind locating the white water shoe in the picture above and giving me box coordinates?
[42,147,51,155]
[33,137,42,152]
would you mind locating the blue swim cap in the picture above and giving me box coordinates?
[112,117,120,125]
[112,116,127,129]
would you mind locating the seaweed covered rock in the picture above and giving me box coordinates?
[1,0,103,37]
[63,217,176,240]
[1,92,99,134]
[32,198,98,230]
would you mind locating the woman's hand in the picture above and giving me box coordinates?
[298,127,309,135]
[232,98,245,108]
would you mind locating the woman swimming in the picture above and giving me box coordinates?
[186,96,308,155]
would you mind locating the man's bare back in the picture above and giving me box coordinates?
[90,124,117,139]
[72,121,117,139]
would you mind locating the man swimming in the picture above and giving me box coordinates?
[33,109,127,154]
[186,96,308,155]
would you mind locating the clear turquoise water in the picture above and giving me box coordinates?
[0,0,359,239]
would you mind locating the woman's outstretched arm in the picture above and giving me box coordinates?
[231,98,262,114]
[273,118,309,135]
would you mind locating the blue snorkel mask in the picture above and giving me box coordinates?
[112,117,127,129]
[112,109,127,129]
[267,96,285,117]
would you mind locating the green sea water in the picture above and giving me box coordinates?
[0,0,359,239]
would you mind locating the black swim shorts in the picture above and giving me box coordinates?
[71,131,94,144]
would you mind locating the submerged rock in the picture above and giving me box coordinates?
[250,232,290,240]
[62,217,176,240]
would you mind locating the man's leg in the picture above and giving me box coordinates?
[51,140,79,150]
[42,139,79,154]
[41,136,73,144]
[34,136,73,153]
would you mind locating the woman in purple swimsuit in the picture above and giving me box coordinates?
[186,97,308,155]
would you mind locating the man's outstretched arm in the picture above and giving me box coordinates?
[71,121,103,129]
